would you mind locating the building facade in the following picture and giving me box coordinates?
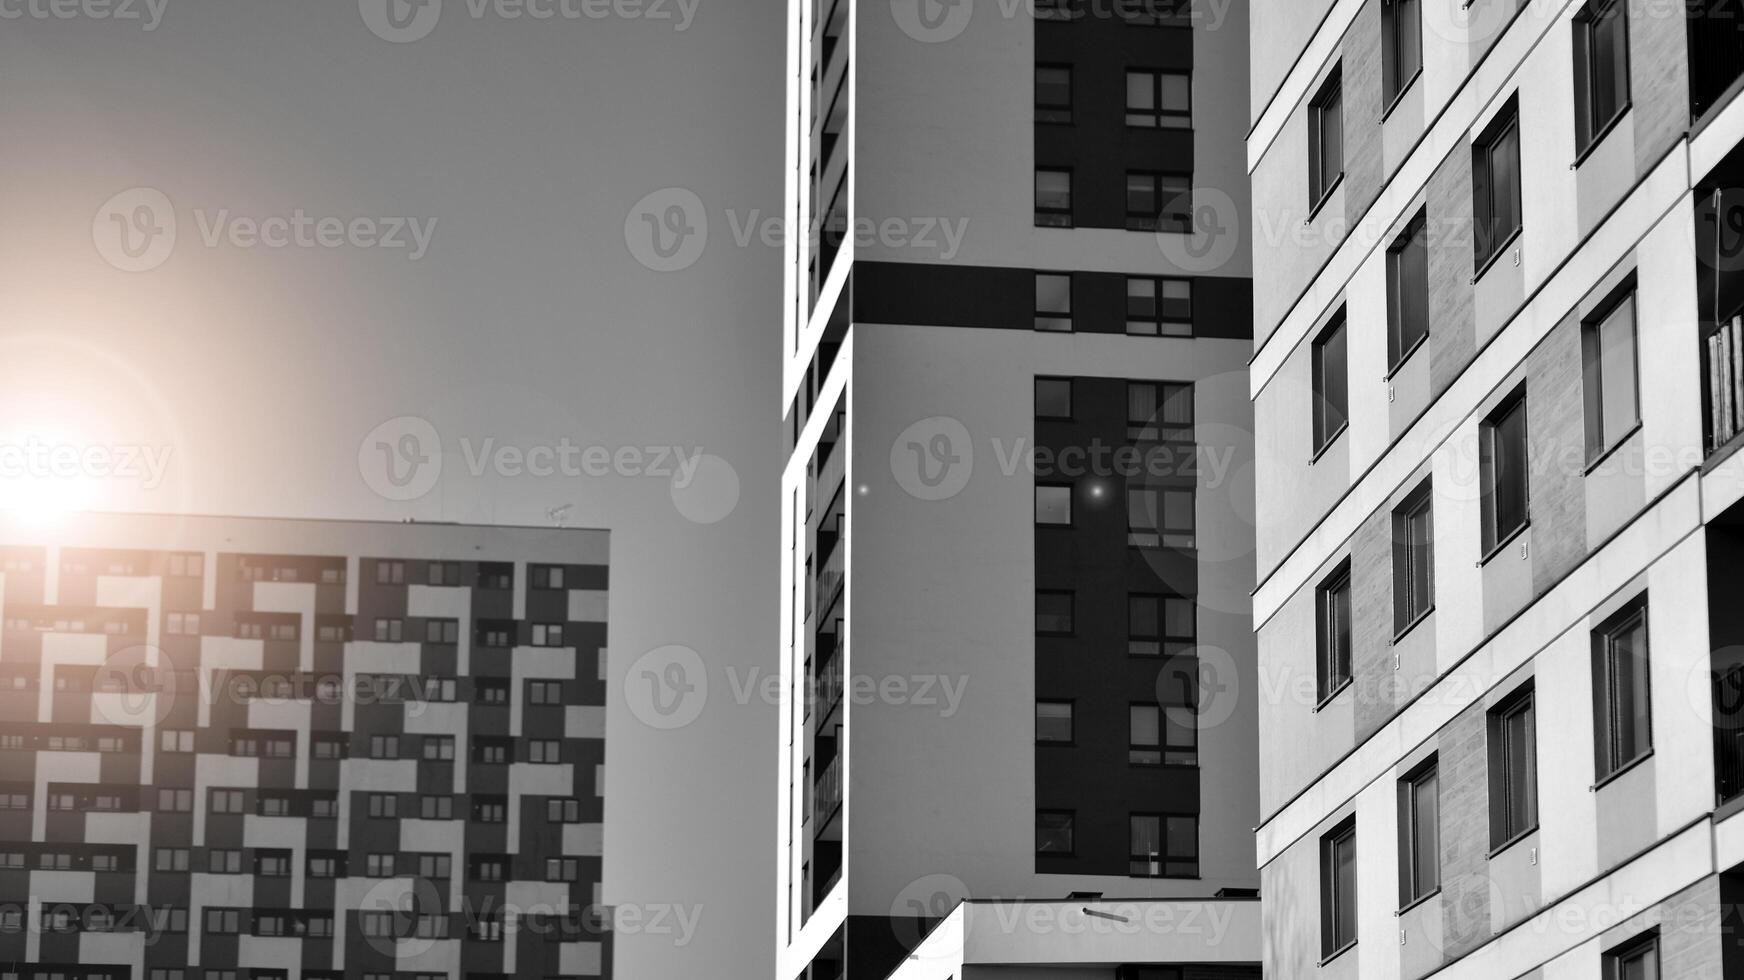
[1248,0,1744,977]
[778,1,1262,977]
[0,512,610,980]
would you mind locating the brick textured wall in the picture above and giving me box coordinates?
[1351,506,1396,741]
[1659,876,1724,980]
[1437,701,1491,961]
[1343,0,1386,226]
[1526,318,1588,592]
[1629,0,1690,176]
[1427,145,1478,400]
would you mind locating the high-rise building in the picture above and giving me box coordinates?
[0,512,610,980]
[777,1,1261,977]
[1248,1,1744,976]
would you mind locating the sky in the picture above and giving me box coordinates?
[0,2,782,976]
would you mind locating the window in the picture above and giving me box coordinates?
[1393,482,1435,633]
[547,857,580,882]
[369,735,399,759]
[1310,68,1344,207]
[426,560,460,586]
[1574,0,1629,155]
[1035,273,1072,332]
[156,847,189,872]
[549,798,583,822]
[1387,211,1429,368]
[1036,65,1072,123]
[1036,810,1074,854]
[1129,594,1195,656]
[477,678,510,704]
[416,853,452,878]
[366,853,396,877]
[424,619,459,644]
[373,618,403,643]
[367,794,397,819]
[256,851,291,877]
[1035,591,1073,635]
[475,739,509,765]
[1312,312,1349,452]
[157,788,192,812]
[207,850,242,874]
[1593,599,1651,779]
[1473,101,1523,269]
[473,796,507,823]
[1583,289,1640,463]
[529,740,562,764]
[1127,488,1196,548]
[160,729,194,753]
[1035,377,1073,419]
[1036,169,1072,227]
[477,620,513,648]
[1035,484,1073,525]
[420,795,454,820]
[1604,932,1659,980]
[531,623,564,647]
[1126,172,1191,232]
[205,909,241,935]
[1320,818,1358,957]
[1130,814,1197,877]
[422,736,455,762]
[1125,70,1190,128]
[1130,704,1163,764]
[1488,685,1539,846]
[1398,759,1439,906]
[1481,391,1530,553]
[1127,277,1192,336]
[165,612,200,636]
[1317,562,1353,702]
[477,562,512,589]
[374,560,404,585]
[1382,0,1422,106]
[528,680,564,705]
[209,789,244,814]
[531,564,565,589]
[1035,701,1073,743]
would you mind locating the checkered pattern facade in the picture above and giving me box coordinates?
[0,516,610,980]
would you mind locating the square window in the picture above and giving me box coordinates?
[1035,377,1073,419]
[1130,813,1198,877]
[1127,277,1193,336]
[1035,273,1072,332]
[1036,810,1074,854]
[1125,70,1191,128]
[1126,172,1191,232]
[1035,591,1073,635]
[1035,701,1073,743]
[1035,484,1073,526]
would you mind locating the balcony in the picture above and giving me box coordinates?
[1695,145,1744,459]
[1710,498,1744,807]
[1690,0,1744,124]
[812,753,842,839]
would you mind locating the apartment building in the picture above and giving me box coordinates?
[1247,0,1744,977]
[0,512,610,980]
[778,1,1262,977]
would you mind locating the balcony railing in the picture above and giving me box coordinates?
[817,652,844,719]
[812,755,841,827]
[1718,666,1744,805]
[1709,316,1744,454]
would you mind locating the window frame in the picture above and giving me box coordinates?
[1320,817,1358,958]
[1035,377,1074,420]
[1035,272,1074,332]
[1382,0,1423,111]
[1573,0,1631,158]
[1125,171,1192,233]
[1035,809,1075,856]
[1316,560,1354,705]
[1126,276,1194,336]
[1386,210,1430,371]
[1035,483,1074,527]
[1309,67,1345,210]
[1036,64,1073,124]
[1473,100,1524,271]
[1128,812,1199,878]
[1397,757,1440,908]
[1312,311,1350,455]
[1035,590,1075,637]
[1124,68,1192,129]
[1392,480,1435,636]
[1480,389,1531,556]
[1592,597,1652,782]
[1603,931,1659,980]
[1582,286,1641,466]
[1487,684,1540,850]
[1035,168,1074,227]
[1035,699,1075,745]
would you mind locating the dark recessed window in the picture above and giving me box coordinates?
[1387,211,1430,369]
[1488,684,1538,847]
[1036,169,1073,227]
[1574,0,1629,155]
[1130,813,1198,877]
[1393,481,1435,633]
[1398,758,1439,906]
[1126,172,1191,232]
[1035,273,1073,332]
[1036,810,1074,854]
[1473,101,1523,269]
[1317,561,1353,702]
[1313,312,1349,452]
[1593,597,1651,780]
[1126,70,1191,128]
[1480,391,1530,553]
[1035,484,1073,525]
[1130,704,1164,765]
[1035,377,1073,419]
[1127,277,1193,336]
[1603,931,1659,980]
[1320,818,1358,956]
[1036,65,1073,124]
[1383,0,1422,107]
[1310,68,1344,208]
[1130,593,1195,655]
[1036,591,1074,635]
[1035,701,1073,743]
[1583,289,1640,463]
